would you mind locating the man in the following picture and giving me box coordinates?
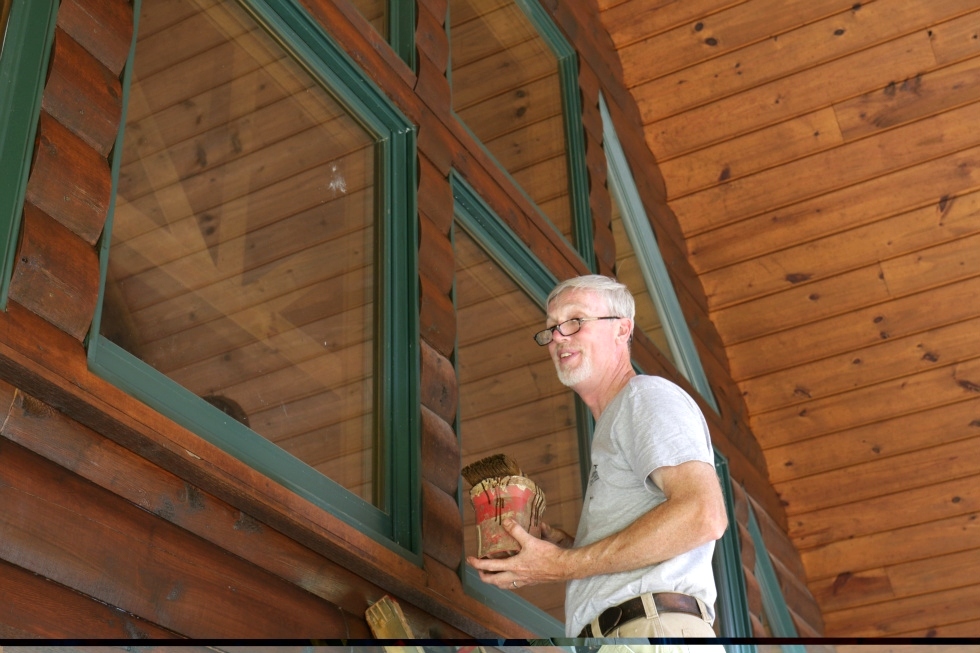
[467,274,728,639]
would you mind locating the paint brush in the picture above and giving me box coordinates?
[461,453,523,486]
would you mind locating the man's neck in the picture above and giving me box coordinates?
[577,361,636,420]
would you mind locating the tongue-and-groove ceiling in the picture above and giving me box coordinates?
[596,0,980,638]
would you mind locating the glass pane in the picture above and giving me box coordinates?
[100,0,379,506]
[610,189,677,367]
[348,0,386,39]
[450,0,572,240]
[455,224,581,622]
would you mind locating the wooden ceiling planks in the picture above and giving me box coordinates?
[672,100,980,238]
[599,0,980,637]
[649,31,935,162]
[600,0,752,50]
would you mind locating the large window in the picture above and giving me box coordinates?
[449,0,590,260]
[90,0,418,550]
[453,173,580,634]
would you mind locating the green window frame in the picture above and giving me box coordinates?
[87,0,421,557]
[388,0,415,70]
[599,93,718,412]
[0,0,58,308]
[747,497,802,639]
[713,451,754,639]
[448,0,592,265]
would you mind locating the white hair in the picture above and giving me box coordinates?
[546,274,636,320]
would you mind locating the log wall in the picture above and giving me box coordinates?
[0,0,820,638]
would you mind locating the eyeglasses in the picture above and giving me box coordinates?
[533,316,621,346]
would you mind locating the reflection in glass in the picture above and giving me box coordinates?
[450,0,573,240]
[100,0,379,505]
[610,190,676,366]
[455,224,581,622]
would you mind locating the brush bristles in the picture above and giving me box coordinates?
[461,453,523,486]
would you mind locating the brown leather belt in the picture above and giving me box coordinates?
[578,592,702,638]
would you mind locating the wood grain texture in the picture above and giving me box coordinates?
[8,204,100,341]
[43,28,122,157]
[0,0,813,637]
[0,300,528,639]
[602,0,980,636]
[421,405,460,497]
[421,479,463,570]
[57,0,134,75]
[420,339,458,427]
[24,112,111,245]
[0,389,392,637]
[0,438,353,637]
[0,557,178,638]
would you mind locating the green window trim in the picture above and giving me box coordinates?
[713,452,754,639]
[388,0,416,71]
[88,0,421,558]
[90,337,396,535]
[452,171,558,304]
[599,93,719,413]
[0,0,58,308]
[747,495,801,639]
[447,0,593,269]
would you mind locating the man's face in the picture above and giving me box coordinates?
[545,289,618,388]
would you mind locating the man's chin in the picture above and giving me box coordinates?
[556,364,590,387]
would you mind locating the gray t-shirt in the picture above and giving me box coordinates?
[564,375,717,637]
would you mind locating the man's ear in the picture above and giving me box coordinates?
[619,318,633,342]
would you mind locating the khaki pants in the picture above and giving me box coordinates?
[606,610,716,638]
[599,646,726,653]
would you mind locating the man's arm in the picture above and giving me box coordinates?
[467,460,727,589]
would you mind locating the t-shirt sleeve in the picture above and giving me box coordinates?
[623,377,714,488]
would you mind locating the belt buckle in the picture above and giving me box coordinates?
[596,604,624,636]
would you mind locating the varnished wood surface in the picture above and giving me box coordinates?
[0,558,179,638]
[602,0,980,637]
[0,299,526,639]
[0,429,357,637]
[9,204,100,341]
[0,0,809,639]
[43,28,122,156]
